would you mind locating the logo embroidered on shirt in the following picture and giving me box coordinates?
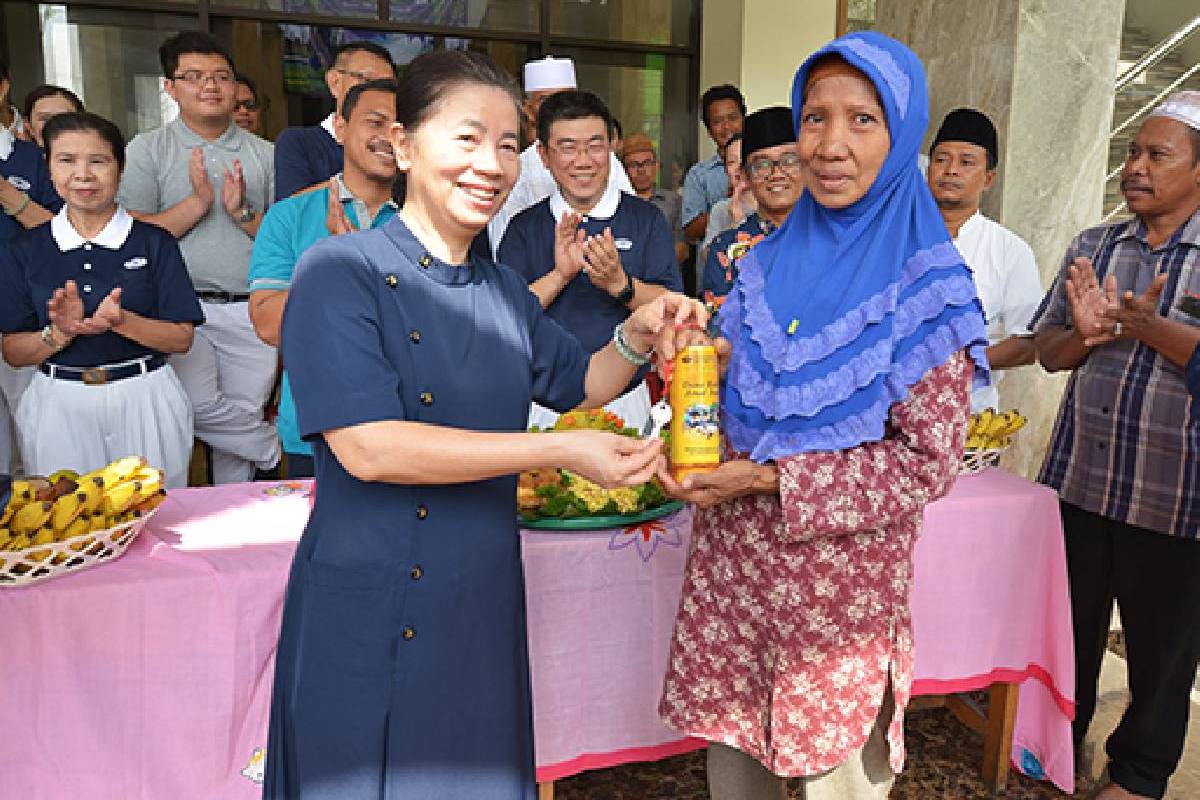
[6,175,31,192]
[123,257,149,270]
[614,238,633,251]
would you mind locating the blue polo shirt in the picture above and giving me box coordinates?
[273,122,342,200]
[0,207,203,367]
[702,212,772,298]
[499,192,682,391]
[1,135,62,242]
[249,179,398,456]
[681,154,728,230]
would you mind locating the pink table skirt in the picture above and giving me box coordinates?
[0,469,1073,798]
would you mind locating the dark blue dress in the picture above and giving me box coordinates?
[264,218,588,799]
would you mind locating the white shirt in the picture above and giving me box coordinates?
[489,142,633,258]
[953,211,1043,412]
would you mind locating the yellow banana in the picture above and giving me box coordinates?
[101,480,140,517]
[28,527,55,562]
[12,501,53,534]
[5,532,32,551]
[88,512,109,533]
[965,434,987,450]
[76,477,104,515]
[134,490,167,515]
[50,490,85,532]
[60,514,90,542]
[0,501,15,527]
[47,469,79,484]
[101,456,146,487]
[133,470,164,502]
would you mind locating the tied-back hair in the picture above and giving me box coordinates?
[392,49,522,205]
[43,111,127,171]
[22,84,84,122]
[535,89,614,147]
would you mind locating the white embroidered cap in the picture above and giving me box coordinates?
[1148,90,1200,132]
[523,56,577,93]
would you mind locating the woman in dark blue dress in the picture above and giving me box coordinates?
[264,50,704,800]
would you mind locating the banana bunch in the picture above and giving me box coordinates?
[0,456,167,565]
[965,408,1028,451]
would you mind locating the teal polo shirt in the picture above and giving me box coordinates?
[249,177,398,456]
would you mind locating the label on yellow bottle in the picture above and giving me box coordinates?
[669,345,720,480]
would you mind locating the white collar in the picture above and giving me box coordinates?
[51,206,135,252]
[0,125,12,160]
[548,177,621,223]
[321,113,338,142]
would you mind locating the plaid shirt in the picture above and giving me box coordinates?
[1032,209,1200,538]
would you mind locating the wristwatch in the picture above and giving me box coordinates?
[40,324,67,351]
[614,271,635,305]
[235,204,257,224]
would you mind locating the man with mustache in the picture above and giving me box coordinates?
[1031,90,1200,800]
[247,80,398,478]
[927,108,1042,411]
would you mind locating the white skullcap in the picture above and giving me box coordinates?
[523,56,577,92]
[1148,90,1200,132]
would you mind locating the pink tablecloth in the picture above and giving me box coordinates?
[0,469,1073,798]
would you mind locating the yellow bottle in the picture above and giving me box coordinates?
[669,344,721,481]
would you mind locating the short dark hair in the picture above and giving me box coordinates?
[159,32,234,79]
[332,41,395,71]
[701,84,746,129]
[23,85,84,121]
[341,78,397,121]
[234,73,258,100]
[43,111,127,171]
[393,50,522,203]
[611,116,623,142]
[536,90,613,147]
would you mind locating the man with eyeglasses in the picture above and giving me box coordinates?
[499,90,681,430]
[119,31,279,484]
[622,133,687,267]
[233,73,264,137]
[927,108,1042,411]
[273,41,394,200]
[701,107,800,299]
[486,56,632,258]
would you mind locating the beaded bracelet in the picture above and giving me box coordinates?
[612,322,652,366]
[4,191,30,217]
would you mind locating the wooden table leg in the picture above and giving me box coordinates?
[980,682,1020,793]
[538,780,554,800]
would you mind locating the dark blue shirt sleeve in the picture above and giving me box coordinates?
[702,230,733,297]
[497,215,544,282]
[0,239,37,333]
[639,208,683,292]
[273,128,315,202]
[281,239,408,439]
[150,229,205,325]
[516,275,587,412]
[1188,343,1200,400]
[29,150,62,214]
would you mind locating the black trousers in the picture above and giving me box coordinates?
[1063,502,1200,799]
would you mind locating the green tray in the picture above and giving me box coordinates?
[520,500,685,531]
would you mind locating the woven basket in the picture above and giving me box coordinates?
[0,509,156,588]
[960,447,1005,477]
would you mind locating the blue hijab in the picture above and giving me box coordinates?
[721,32,990,462]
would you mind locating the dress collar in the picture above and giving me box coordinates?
[51,205,134,252]
[548,178,621,223]
[172,118,243,152]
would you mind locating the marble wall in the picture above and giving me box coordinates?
[877,0,1126,478]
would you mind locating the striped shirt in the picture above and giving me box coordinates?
[1032,209,1200,538]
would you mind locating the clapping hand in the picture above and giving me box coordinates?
[47,280,123,337]
[583,228,626,296]
[326,177,356,236]
[1099,273,1169,344]
[222,159,247,219]
[188,148,215,210]
[1065,257,1119,345]
[553,211,586,282]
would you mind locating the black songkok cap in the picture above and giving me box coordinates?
[931,108,998,168]
[740,106,795,164]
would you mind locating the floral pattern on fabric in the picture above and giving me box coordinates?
[660,352,971,777]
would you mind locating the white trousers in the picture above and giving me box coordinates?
[17,363,193,488]
[170,301,280,484]
[527,381,652,432]
[0,342,35,474]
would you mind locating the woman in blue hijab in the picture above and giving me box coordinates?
[658,33,989,799]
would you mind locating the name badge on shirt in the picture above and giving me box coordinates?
[6,175,30,192]
[124,257,149,270]
[614,238,633,251]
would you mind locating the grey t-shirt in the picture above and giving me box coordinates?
[118,119,274,293]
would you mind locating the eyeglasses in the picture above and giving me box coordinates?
[234,99,260,112]
[747,152,802,180]
[333,67,389,83]
[172,70,235,86]
[549,141,610,160]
